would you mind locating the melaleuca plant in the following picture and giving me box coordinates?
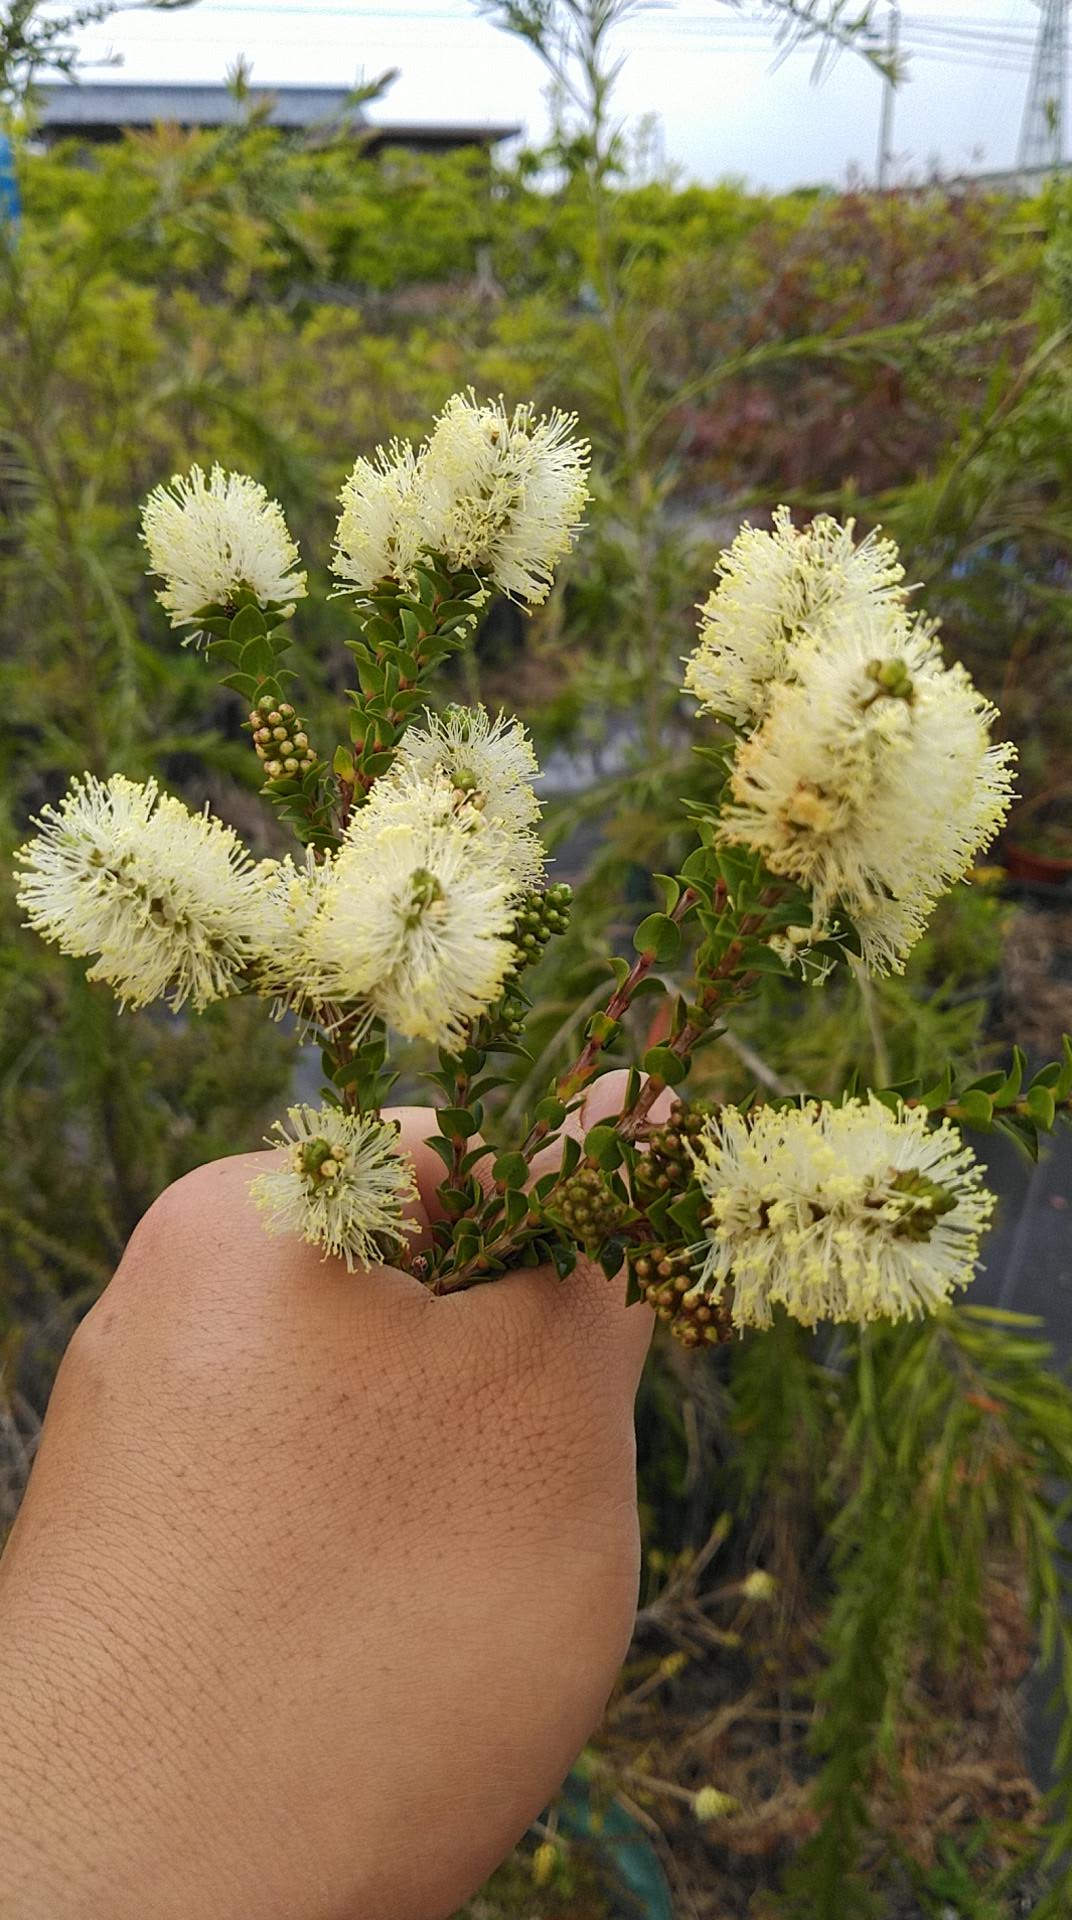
[14,395,1072,1339]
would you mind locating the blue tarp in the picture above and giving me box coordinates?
[0,130,20,235]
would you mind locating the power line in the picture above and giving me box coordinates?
[82,0,1048,72]
[151,0,1042,25]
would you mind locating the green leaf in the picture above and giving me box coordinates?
[995,1046,1026,1106]
[668,1186,707,1242]
[679,846,717,887]
[586,1012,621,1047]
[332,744,355,780]
[561,1136,582,1178]
[327,1055,366,1086]
[919,1063,955,1111]
[549,1239,577,1281]
[633,913,682,964]
[652,873,681,915]
[437,1107,476,1142]
[451,1226,481,1266]
[534,1097,567,1129]
[503,1189,530,1230]
[356,656,385,695]
[631,974,669,1001]
[1027,1083,1057,1131]
[238,636,278,681]
[584,1124,624,1170]
[642,1046,687,1087]
[459,1144,492,1175]
[229,603,268,645]
[427,1136,457,1173]
[952,1089,995,1129]
[598,1239,625,1278]
[714,844,758,893]
[493,1151,529,1189]
[964,1071,1007,1094]
[220,671,260,699]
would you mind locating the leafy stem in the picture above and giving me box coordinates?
[554,885,699,1103]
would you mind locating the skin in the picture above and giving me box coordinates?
[0,1072,661,1920]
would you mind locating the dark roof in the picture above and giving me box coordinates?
[36,82,519,150]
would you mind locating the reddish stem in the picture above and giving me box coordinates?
[618,892,775,1140]
[553,887,699,1106]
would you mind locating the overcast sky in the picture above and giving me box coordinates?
[70,0,1047,191]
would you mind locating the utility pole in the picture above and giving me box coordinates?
[876,0,901,189]
[1018,0,1068,174]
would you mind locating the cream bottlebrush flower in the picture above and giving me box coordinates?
[16,773,271,1011]
[689,1096,995,1330]
[250,1104,417,1270]
[251,847,337,1008]
[308,783,518,1046]
[419,392,590,605]
[141,464,307,629]
[386,706,545,892]
[720,612,1016,972]
[332,439,426,595]
[684,506,908,728]
[392,706,541,832]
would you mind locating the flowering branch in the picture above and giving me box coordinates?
[14,398,1028,1347]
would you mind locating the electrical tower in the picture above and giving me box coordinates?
[1018,0,1068,173]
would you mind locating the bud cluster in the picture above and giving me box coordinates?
[293,1135,345,1189]
[629,1244,733,1349]
[248,698,318,783]
[632,1099,710,1206]
[512,882,572,966]
[490,883,573,1037]
[864,655,915,703]
[553,1164,625,1250]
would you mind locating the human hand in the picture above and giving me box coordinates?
[0,1072,660,1920]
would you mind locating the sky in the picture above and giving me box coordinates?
[68,0,1049,192]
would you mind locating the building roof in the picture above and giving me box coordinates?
[951,161,1071,193]
[36,82,519,151]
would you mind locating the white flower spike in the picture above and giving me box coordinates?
[251,847,338,1010]
[308,781,519,1047]
[719,609,1016,972]
[420,392,590,605]
[250,1104,417,1270]
[332,439,426,596]
[690,1096,995,1330]
[685,506,908,729]
[15,773,271,1011]
[141,464,306,630]
[386,707,546,894]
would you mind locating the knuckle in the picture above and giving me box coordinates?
[116,1158,259,1293]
